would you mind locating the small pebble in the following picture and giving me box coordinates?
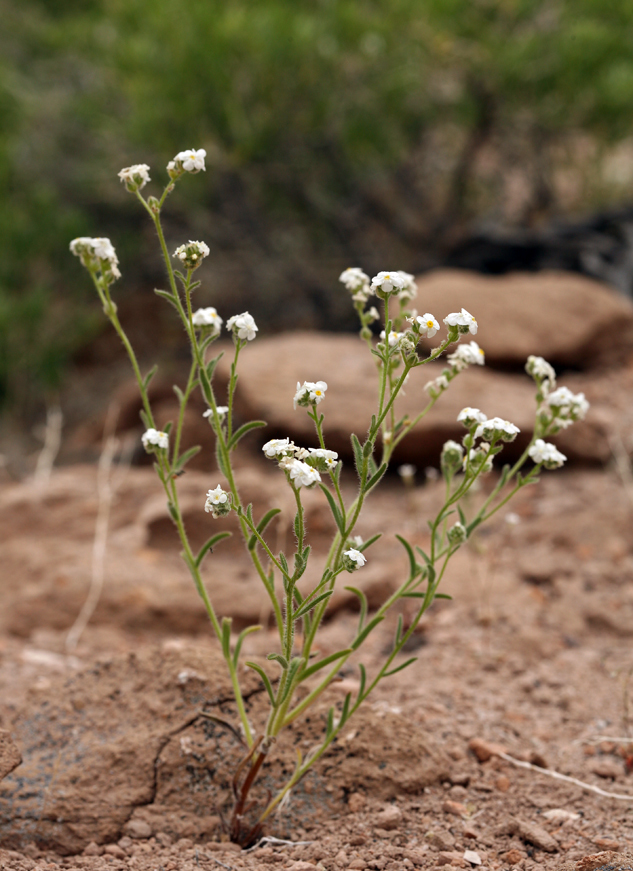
[442,800,467,817]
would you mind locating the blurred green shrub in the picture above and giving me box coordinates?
[3,0,633,413]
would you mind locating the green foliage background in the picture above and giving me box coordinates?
[2,0,633,412]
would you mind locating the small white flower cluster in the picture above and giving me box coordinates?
[339,268,417,304]
[192,306,223,335]
[167,148,207,178]
[69,237,121,281]
[204,485,231,518]
[379,330,404,348]
[141,428,169,452]
[203,405,228,421]
[293,380,327,410]
[528,439,567,469]
[342,547,366,572]
[227,312,258,342]
[424,340,485,399]
[444,308,478,337]
[173,240,210,271]
[454,407,520,476]
[118,164,151,192]
[525,356,589,435]
[262,439,339,485]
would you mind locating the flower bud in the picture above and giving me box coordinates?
[447,522,467,546]
[118,164,151,192]
[173,240,210,271]
[441,440,464,476]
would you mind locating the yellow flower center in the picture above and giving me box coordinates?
[426,320,434,327]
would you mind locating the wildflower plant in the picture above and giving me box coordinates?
[70,155,589,846]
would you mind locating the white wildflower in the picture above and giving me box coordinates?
[203,406,228,419]
[192,306,222,334]
[141,428,169,451]
[204,485,231,518]
[70,237,120,279]
[226,312,258,342]
[379,330,404,348]
[173,148,206,173]
[474,417,520,443]
[448,341,485,370]
[173,240,210,271]
[447,522,467,545]
[414,313,440,338]
[343,548,367,571]
[339,267,371,295]
[288,459,321,488]
[262,438,295,458]
[371,271,407,297]
[294,380,327,409]
[529,439,567,469]
[444,308,478,335]
[396,271,418,301]
[457,407,487,427]
[526,355,556,385]
[118,164,151,192]
[546,387,589,420]
[424,374,449,399]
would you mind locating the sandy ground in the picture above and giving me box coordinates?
[0,454,632,870]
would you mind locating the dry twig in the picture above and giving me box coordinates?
[499,751,633,801]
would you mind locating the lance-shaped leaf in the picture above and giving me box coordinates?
[232,625,261,668]
[174,445,201,473]
[245,661,276,707]
[195,531,232,567]
[365,462,387,493]
[299,648,352,682]
[293,590,334,620]
[345,585,368,633]
[247,508,281,551]
[142,364,158,392]
[351,614,384,650]
[351,433,363,479]
[154,288,179,310]
[228,420,267,450]
[205,352,224,382]
[318,483,345,533]
[383,657,417,677]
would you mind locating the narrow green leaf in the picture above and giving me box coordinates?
[154,288,179,310]
[351,433,363,478]
[140,409,152,430]
[163,421,173,435]
[293,590,333,620]
[215,439,229,478]
[293,511,301,541]
[351,614,384,650]
[457,505,467,526]
[395,614,404,647]
[357,533,382,552]
[325,706,335,739]
[205,352,224,381]
[280,657,306,704]
[228,420,267,450]
[396,534,418,580]
[195,531,232,567]
[434,593,453,600]
[167,502,178,522]
[318,483,344,533]
[247,508,281,551]
[415,546,432,566]
[245,661,276,706]
[339,692,352,727]
[267,652,288,669]
[221,617,232,660]
[358,663,367,699]
[279,552,289,576]
[345,584,368,632]
[367,454,378,477]
[174,444,201,472]
[365,462,387,492]
[362,438,374,458]
[383,657,417,677]
[173,384,185,404]
[300,648,353,681]
[142,364,158,391]
[232,625,261,668]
